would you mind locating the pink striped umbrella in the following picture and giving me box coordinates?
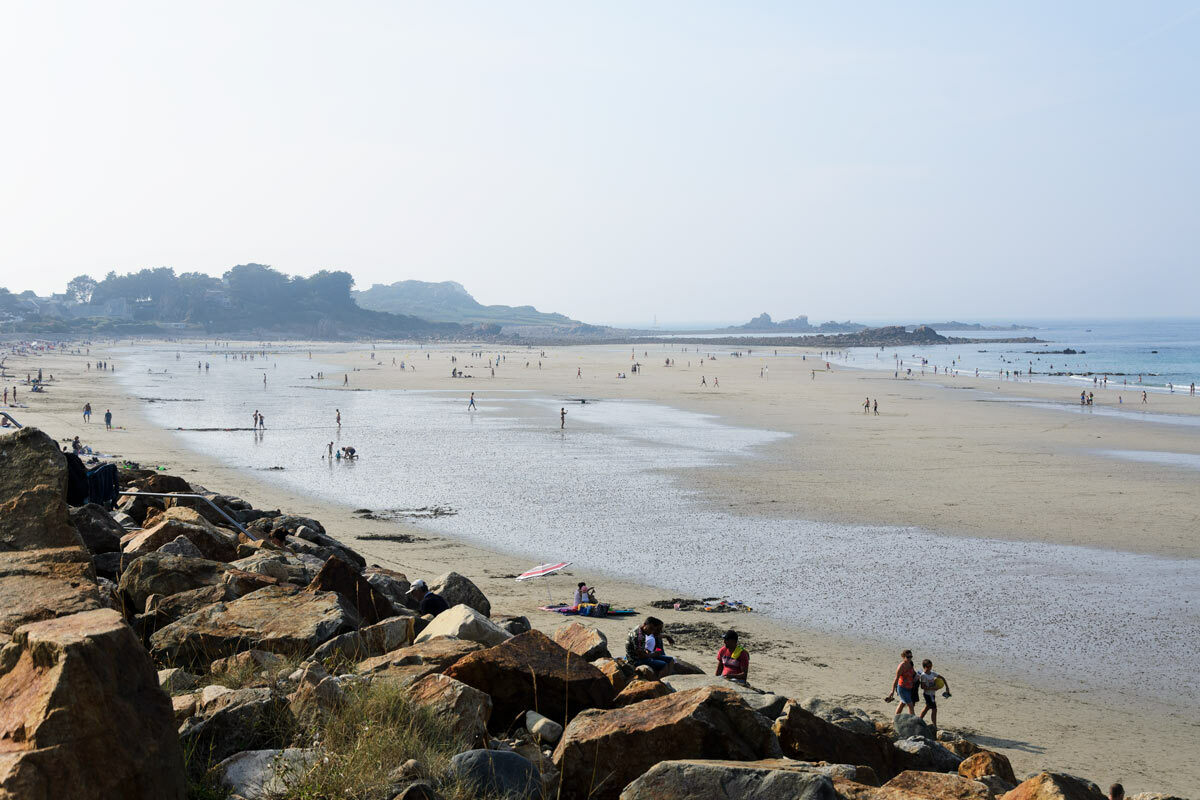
[516,562,571,581]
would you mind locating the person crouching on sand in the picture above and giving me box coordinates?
[716,629,749,683]
[885,649,918,715]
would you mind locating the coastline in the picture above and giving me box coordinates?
[5,339,1199,795]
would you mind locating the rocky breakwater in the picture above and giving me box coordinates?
[0,426,1189,799]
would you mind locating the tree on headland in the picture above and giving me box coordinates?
[66,274,98,305]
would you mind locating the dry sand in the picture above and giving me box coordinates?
[4,339,1198,795]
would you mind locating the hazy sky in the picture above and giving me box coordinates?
[1,2,1197,326]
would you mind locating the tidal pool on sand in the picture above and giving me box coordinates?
[118,346,1200,707]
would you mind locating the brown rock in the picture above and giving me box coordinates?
[68,503,124,554]
[1000,772,1106,800]
[620,758,839,799]
[553,685,781,800]
[881,770,992,799]
[123,516,238,563]
[408,673,492,749]
[773,700,913,781]
[357,636,483,683]
[0,546,102,635]
[209,648,287,676]
[149,585,358,668]
[959,750,1017,786]
[172,693,198,723]
[553,620,611,661]
[222,566,283,597]
[117,552,227,612]
[117,490,167,525]
[945,737,984,758]
[0,608,186,799]
[593,657,633,694]
[306,555,396,625]
[613,678,673,707]
[443,630,614,732]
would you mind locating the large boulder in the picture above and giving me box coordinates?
[619,759,837,800]
[448,750,539,799]
[122,514,238,562]
[594,657,633,694]
[414,604,510,647]
[958,750,1017,786]
[892,713,935,740]
[893,736,962,773]
[430,571,490,616]
[363,566,410,606]
[116,490,166,525]
[178,687,293,773]
[69,503,124,554]
[554,620,611,661]
[445,630,614,732]
[662,673,787,719]
[614,677,674,706]
[216,748,319,800]
[773,701,914,781]
[357,637,483,684]
[408,673,492,749]
[305,555,396,625]
[800,697,877,736]
[117,552,226,613]
[0,429,102,635]
[1000,772,1106,800]
[553,686,782,800]
[881,771,992,799]
[0,608,186,799]
[157,535,205,559]
[149,585,359,668]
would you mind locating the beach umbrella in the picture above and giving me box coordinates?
[516,561,571,602]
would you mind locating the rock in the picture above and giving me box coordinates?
[69,502,124,554]
[362,614,415,652]
[140,584,233,634]
[123,514,238,562]
[448,749,540,800]
[979,775,1020,797]
[553,620,611,661]
[158,666,199,692]
[800,697,877,736]
[662,673,787,718]
[394,780,443,800]
[773,700,914,781]
[553,686,781,800]
[0,546,102,635]
[493,614,532,636]
[216,748,319,800]
[526,710,564,745]
[230,552,294,583]
[409,673,492,749]
[958,750,1017,786]
[999,772,1106,800]
[311,630,367,662]
[0,608,186,799]
[124,471,192,495]
[92,550,130,581]
[444,630,614,732]
[210,649,287,677]
[116,490,166,525]
[882,770,992,799]
[0,427,68,501]
[613,677,674,706]
[945,737,983,758]
[357,637,483,682]
[172,693,197,723]
[593,657,633,694]
[150,585,359,668]
[288,665,344,726]
[178,687,293,772]
[157,534,206,559]
[117,552,226,613]
[363,566,410,606]
[306,555,396,625]
[619,759,837,800]
[1128,794,1188,800]
[223,566,284,598]
[414,604,510,647]
[430,571,490,617]
[892,713,935,740]
[670,657,705,675]
[893,736,963,773]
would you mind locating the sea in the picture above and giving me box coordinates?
[112,319,1200,707]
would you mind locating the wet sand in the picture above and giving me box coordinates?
[4,339,1199,795]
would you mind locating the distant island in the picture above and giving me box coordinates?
[911,321,1036,331]
[354,280,584,329]
[723,313,866,334]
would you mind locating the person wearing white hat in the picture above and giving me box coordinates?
[406,579,449,617]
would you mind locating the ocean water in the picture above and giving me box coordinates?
[115,344,1200,706]
[831,319,1200,394]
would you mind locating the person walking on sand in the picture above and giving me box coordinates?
[873,398,878,415]
[103,409,112,430]
[577,367,581,378]
[253,410,259,428]
[468,392,476,411]
[560,407,567,429]
[885,649,918,716]
[864,397,870,414]
[916,658,951,729]
[343,374,349,386]
[83,403,91,423]
[336,409,341,427]
[258,412,265,430]
[1142,391,1147,404]
[327,441,333,459]
[700,376,706,387]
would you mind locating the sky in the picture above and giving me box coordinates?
[1,2,1197,327]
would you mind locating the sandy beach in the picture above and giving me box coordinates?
[4,338,1198,796]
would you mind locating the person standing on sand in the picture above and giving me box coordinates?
[577,367,581,378]
[560,407,567,429]
[327,441,333,459]
[916,658,951,729]
[864,397,870,414]
[715,630,749,683]
[1142,391,1148,404]
[700,376,706,387]
[885,649,918,716]
[104,409,112,430]
[253,410,259,428]
[873,399,878,415]
[83,403,91,423]
[336,409,341,427]
[468,392,476,411]
[343,374,348,386]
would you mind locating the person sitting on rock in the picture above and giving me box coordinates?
[715,629,749,683]
[407,579,449,618]
[626,616,673,677]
